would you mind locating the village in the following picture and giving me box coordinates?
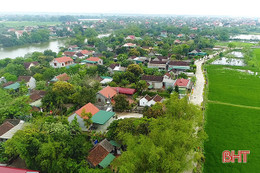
[0,13,260,173]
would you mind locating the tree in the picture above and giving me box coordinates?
[228,42,236,49]
[112,94,206,172]
[35,81,47,90]
[114,94,129,112]
[4,117,94,173]
[178,73,188,79]
[135,80,147,93]
[3,73,17,82]
[126,64,143,78]
[174,85,179,93]
[81,110,93,128]
[143,102,165,119]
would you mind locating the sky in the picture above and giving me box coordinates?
[0,0,259,17]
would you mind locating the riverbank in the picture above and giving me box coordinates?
[0,38,68,59]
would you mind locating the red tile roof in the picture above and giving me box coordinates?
[75,103,99,119]
[86,57,101,62]
[64,51,76,57]
[144,95,152,101]
[141,75,163,82]
[0,121,15,136]
[168,61,190,66]
[54,57,73,63]
[24,61,39,69]
[112,87,136,95]
[87,145,109,167]
[81,50,92,55]
[56,73,70,81]
[153,94,163,102]
[0,166,39,173]
[174,78,190,87]
[99,86,117,99]
[17,76,32,82]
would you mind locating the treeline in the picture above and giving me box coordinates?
[0,29,50,47]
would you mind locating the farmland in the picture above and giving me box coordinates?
[204,65,260,172]
[0,21,61,28]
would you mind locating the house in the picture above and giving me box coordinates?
[174,39,182,44]
[81,50,95,57]
[24,61,39,70]
[68,103,116,132]
[100,76,113,85]
[96,86,117,105]
[163,73,176,88]
[188,49,207,56]
[29,90,46,111]
[0,119,25,142]
[3,82,20,91]
[141,75,163,89]
[125,35,136,40]
[130,57,149,64]
[75,52,85,59]
[50,57,74,68]
[91,110,116,132]
[148,61,167,70]
[17,76,36,90]
[160,31,167,37]
[177,34,184,38]
[68,45,79,51]
[112,87,136,95]
[87,139,116,168]
[51,73,70,82]
[168,61,190,71]
[64,51,76,57]
[68,103,100,131]
[83,57,103,65]
[174,78,192,89]
[139,94,163,107]
[15,30,25,39]
[0,166,39,173]
[108,64,126,74]
[122,43,136,48]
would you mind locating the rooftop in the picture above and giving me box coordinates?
[75,103,100,119]
[91,110,115,125]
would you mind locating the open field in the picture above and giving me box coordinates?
[204,65,260,172]
[206,65,260,107]
[215,41,257,47]
[252,48,260,69]
[0,21,61,27]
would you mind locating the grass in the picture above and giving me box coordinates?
[215,41,257,47]
[251,48,260,69]
[0,21,61,28]
[204,103,260,173]
[204,65,260,172]
[206,65,260,107]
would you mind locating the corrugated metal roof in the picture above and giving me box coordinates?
[98,153,115,168]
[4,82,20,90]
[91,110,115,125]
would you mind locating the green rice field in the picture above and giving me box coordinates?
[0,21,61,28]
[204,65,260,172]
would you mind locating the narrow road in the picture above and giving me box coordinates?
[190,58,205,106]
[190,51,223,106]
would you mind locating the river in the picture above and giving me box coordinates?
[0,39,67,59]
